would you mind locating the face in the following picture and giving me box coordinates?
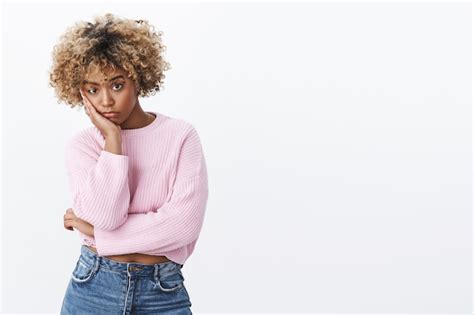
[81,66,138,124]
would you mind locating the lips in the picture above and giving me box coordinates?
[102,112,119,118]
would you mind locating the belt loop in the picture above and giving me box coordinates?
[154,264,159,283]
[94,255,101,273]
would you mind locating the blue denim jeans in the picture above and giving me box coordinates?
[61,245,192,314]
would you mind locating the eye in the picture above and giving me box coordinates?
[112,83,124,91]
[87,88,97,94]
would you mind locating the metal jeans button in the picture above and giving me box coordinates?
[129,266,142,271]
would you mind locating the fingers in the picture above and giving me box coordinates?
[79,88,120,137]
[64,209,76,231]
[64,210,76,219]
[83,92,97,114]
[64,222,74,231]
[80,90,95,117]
[79,90,86,106]
[64,217,74,231]
[80,90,90,116]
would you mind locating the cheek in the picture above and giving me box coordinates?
[127,91,138,103]
[116,90,132,102]
[123,87,136,98]
[118,90,137,108]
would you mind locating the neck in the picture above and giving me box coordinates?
[120,101,155,130]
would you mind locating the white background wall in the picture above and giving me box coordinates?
[1,0,471,313]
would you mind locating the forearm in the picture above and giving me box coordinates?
[94,174,208,255]
[66,131,130,230]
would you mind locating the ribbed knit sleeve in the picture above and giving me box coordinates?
[65,133,130,231]
[93,126,209,256]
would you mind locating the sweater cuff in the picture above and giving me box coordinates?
[97,150,129,171]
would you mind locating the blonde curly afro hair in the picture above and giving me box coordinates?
[49,13,171,108]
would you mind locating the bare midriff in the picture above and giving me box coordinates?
[86,245,171,265]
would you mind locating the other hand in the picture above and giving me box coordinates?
[63,208,95,237]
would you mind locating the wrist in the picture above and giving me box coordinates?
[104,133,122,155]
[104,131,121,141]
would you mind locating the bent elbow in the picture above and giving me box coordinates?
[92,210,128,231]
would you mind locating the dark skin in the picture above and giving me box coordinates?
[64,208,94,237]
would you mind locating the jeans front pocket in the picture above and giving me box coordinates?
[70,258,96,284]
[156,268,185,293]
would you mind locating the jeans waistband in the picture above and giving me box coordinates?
[79,245,183,277]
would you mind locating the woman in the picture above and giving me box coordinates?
[49,13,209,314]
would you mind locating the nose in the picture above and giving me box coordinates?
[100,89,115,108]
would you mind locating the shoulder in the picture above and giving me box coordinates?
[156,113,201,140]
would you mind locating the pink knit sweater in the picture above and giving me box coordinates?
[64,111,208,265]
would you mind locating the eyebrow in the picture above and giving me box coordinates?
[83,75,125,85]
